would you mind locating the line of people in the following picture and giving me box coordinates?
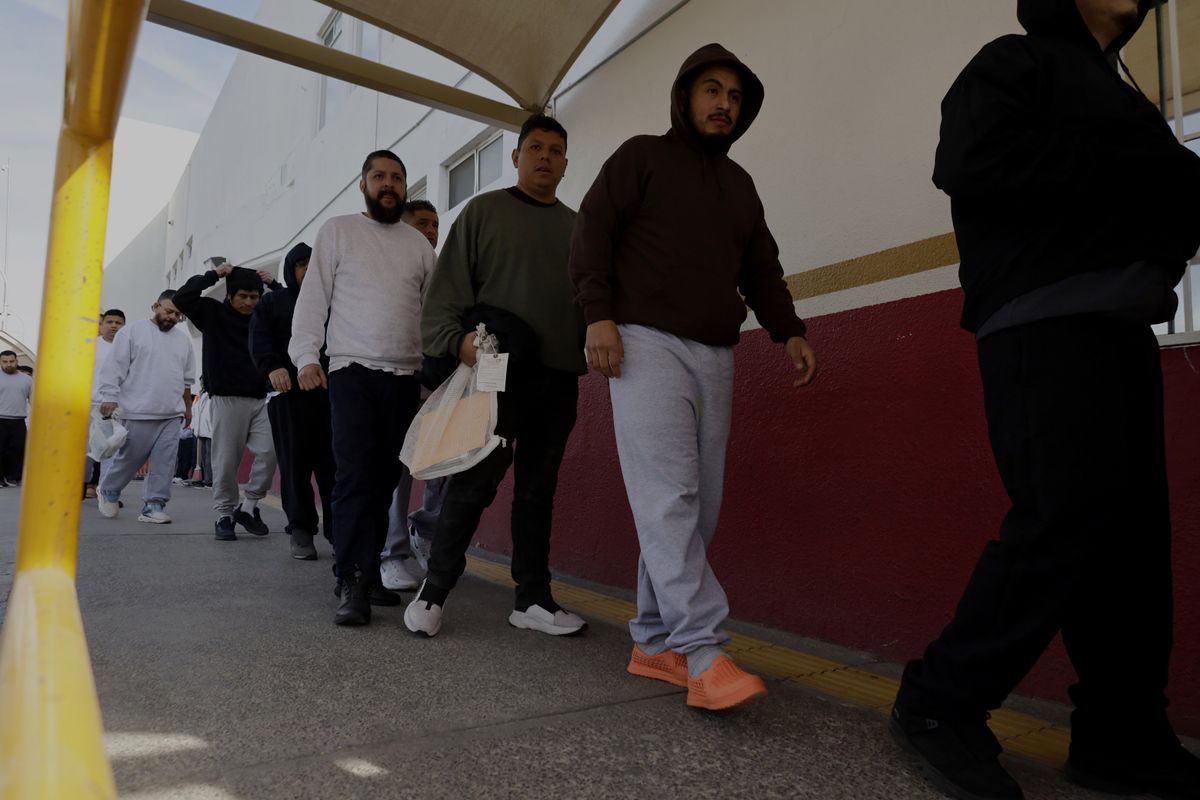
[83,7,1200,798]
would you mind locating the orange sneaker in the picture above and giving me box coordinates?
[686,655,767,710]
[627,645,689,687]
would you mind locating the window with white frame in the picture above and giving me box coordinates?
[1138,3,1199,343]
[318,12,351,129]
[447,134,504,209]
[359,22,380,62]
[318,15,382,130]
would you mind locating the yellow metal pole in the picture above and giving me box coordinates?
[0,1,148,797]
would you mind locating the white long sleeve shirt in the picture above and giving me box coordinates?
[289,212,434,375]
[97,319,196,420]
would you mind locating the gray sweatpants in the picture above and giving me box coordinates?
[98,418,181,506]
[210,395,276,518]
[609,324,735,655]
[382,468,448,561]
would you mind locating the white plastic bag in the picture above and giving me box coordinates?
[87,407,128,461]
[400,324,505,480]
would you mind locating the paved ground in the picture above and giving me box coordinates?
[0,483,1122,799]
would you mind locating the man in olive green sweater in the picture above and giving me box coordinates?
[405,115,588,639]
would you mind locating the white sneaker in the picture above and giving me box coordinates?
[409,525,432,571]
[403,581,444,637]
[97,492,120,518]
[508,603,587,636]
[380,557,420,591]
[137,503,172,524]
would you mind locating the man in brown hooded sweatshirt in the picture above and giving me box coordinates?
[569,43,817,711]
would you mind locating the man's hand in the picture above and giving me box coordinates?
[458,332,478,367]
[297,364,327,390]
[100,402,117,417]
[184,408,192,426]
[269,368,292,393]
[585,320,624,379]
[257,270,274,286]
[215,263,234,278]
[786,336,817,387]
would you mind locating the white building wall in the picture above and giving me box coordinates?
[111,0,1020,318]
[102,206,168,318]
[553,0,1018,318]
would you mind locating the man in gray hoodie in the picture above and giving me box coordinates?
[96,289,195,524]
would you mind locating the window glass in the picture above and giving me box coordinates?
[360,23,380,62]
[319,13,349,128]
[448,154,476,208]
[478,137,503,188]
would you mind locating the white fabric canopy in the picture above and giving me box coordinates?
[324,0,622,110]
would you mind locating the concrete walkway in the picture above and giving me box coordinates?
[1,483,1117,799]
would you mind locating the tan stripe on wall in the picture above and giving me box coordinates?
[786,232,959,302]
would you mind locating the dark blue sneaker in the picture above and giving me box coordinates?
[214,516,236,541]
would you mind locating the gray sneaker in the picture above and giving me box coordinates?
[137,502,172,524]
[97,491,120,518]
[380,557,420,590]
[408,524,432,571]
[289,529,317,560]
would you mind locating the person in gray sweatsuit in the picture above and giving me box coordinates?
[96,289,195,524]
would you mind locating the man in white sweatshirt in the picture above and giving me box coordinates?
[290,149,435,626]
[96,289,196,524]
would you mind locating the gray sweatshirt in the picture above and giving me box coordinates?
[289,212,435,375]
[97,319,196,420]
[0,370,32,419]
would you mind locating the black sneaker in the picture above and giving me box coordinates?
[214,516,236,541]
[334,571,371,626]
[368,583,403,606]
[889,705,1023,800]
[335,578,404,607]
[1067,738,1200,799]
[234,507,269,536]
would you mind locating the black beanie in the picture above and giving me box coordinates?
[225,266,264,295]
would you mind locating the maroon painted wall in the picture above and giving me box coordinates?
[467,289,1200,735]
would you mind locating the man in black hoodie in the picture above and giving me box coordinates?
[891,3,1200,799]
[175,264,279,542]
[569,45,816,711]
[250,242,335,561]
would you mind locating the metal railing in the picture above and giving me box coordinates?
[0,1,149,797]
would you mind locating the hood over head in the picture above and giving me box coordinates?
[670,43,764,154]
[282,242,312,296]
[225,266,264,299]
[1018,0,1156,54]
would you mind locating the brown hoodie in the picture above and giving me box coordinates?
[568,43,806,347]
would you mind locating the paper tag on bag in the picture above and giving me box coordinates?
[475,353,509,392]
